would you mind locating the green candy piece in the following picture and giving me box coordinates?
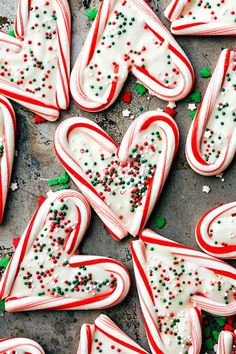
[190,91,202,104]
[203,326,210,338]
[58,171,70,184]
[214,317,226,326]
[189,110,197,120]
[57,184,70,191]
[0,299,5,312]
[204,338,214,350]
[86,8,98,21]
[0,257,10,269]
[155,216,166,229]
[48,171,70,187]
[184,90,202,104]
[7,28,16,38]
[48,178,59,186]
[201,67,211,78]
[212,330,220,342]
[135,83,147,96]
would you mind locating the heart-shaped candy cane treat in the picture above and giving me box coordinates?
[0,338,45,354]
[186,49,236,176]
[55,110,179,240]
[196,201,236,259]
[131,229,236,354]
[77,314,148,354]
[0,95,16,224]
[0,0,71,121]
[217,330,236,354]
[0,190,130,312]
[70,0,194,112]
[165,0,236,35]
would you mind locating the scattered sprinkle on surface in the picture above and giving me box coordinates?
[135,83,147,96]
[86,8,98,21]
[201,67,211,79]
[154,216,166,229]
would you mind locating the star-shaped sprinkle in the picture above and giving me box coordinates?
[122,109,131,117]
[202,185,211,194]
[204,130,212,139]
[10,182,18,192]
[188,103,197,111]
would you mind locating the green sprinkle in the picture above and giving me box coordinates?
[57,184,70,191]
[184,90,202,104]
[189,110,197,120]
[135,83,147,96]
[7,28,16,38]
[48,171,70,189]
[48,178,59,186]
[214,317,226,326]
[204,338,214,350]
[203,326,211,338]
[58,171,70,185]
[200,67,211,78]
[0,299,5,312]
[190,91,202,104]
[86,8,98,21]
[0,257,10,269]
[154,216,166,229]
[212,330,220,342]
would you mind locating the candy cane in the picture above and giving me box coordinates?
[0,338,45,354]
[77,314,148,354]
[131,229,236,354]
[217,330,236,354]
[54,110,179,240]
[0,0,71,121]
[70,0,194,112]
[165,0,236,36]
[186,49,236,176]
[0,190,130,312]
[196,201,236,259]
[0,96,16,224]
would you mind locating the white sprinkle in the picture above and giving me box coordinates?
[122,109,131,117]
[202,185,211,194]
[10,182,18,192]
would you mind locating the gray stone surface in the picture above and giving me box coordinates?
[0,0,235,353]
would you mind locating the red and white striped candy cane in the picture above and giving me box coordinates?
[54,110,179,240]
[77,314,148,354]
[131,229,236,354]
[196,201,236,259]
[186,49,236,176]
[0,0,71,121]
[217,331,236,354]
[70,0,194,112]
[0,96,16,224]
[165,0,236,36]
[0,338,45,354]
[0,190,130,312]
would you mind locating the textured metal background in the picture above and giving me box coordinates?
[0,1,235,353]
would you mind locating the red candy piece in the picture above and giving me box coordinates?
[34,115,46,124]
[122,91,132,104]
[224,324,234,332]
[12,238,20,250]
